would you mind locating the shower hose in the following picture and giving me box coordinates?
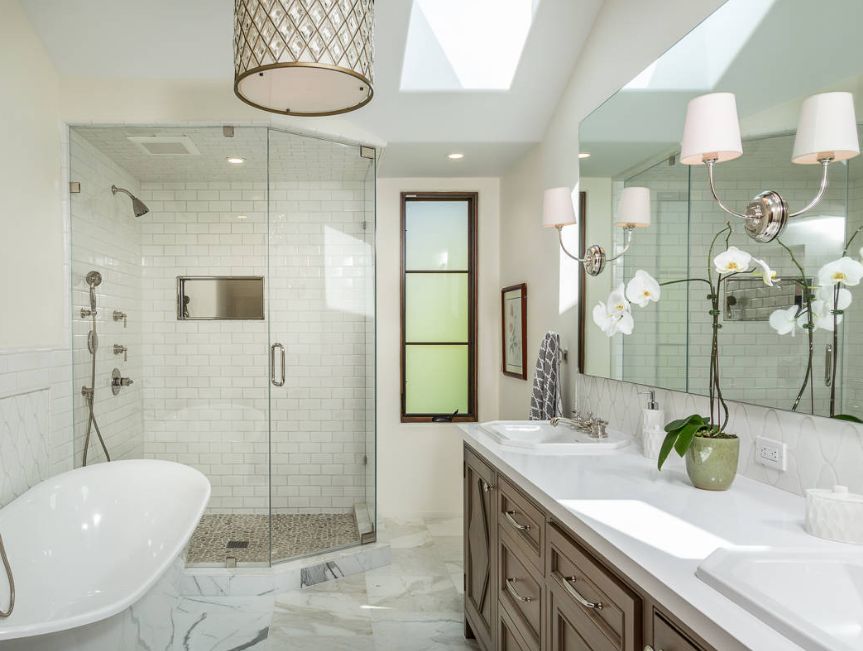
[82,298,111,467]
[0,534,13,617]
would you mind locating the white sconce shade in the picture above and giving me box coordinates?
[615,187,651,227]
[680,92,743,165]
[792,92,860,164]
[542,187,577,228]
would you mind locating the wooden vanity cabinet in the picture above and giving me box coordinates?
[464,445,713,651]
[465,447,498,650]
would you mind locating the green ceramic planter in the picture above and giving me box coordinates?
[685,435,739,491]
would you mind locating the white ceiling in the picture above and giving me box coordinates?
[20,0,604,177]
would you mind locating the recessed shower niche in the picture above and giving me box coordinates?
[69,125,376,566]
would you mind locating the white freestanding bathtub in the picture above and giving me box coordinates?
[0,460,210,651]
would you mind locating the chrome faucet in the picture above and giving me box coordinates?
[550,410,609,439]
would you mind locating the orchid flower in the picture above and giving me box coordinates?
[816,284,852,311]
[818,257,863,287]
[714,246,752,274]
[752,257,779,286]
[625,270,661,307]
[768,306,798,336]
[799,300,842,332]
[592,284,634,336]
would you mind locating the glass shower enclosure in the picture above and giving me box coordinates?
[69,125,375,566]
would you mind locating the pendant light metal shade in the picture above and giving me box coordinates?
[233,0,374,117]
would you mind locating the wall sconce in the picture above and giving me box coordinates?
[681,91,860,243]
[543,186,651,276]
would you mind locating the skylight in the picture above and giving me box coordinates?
[624,0,776,92]
[400,0,539,92]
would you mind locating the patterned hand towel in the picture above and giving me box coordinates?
[529,332,563,420]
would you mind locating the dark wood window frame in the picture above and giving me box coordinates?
[400,191,478,423]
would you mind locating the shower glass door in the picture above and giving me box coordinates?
[267,129,376,563]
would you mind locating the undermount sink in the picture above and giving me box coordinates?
[479,420,630,454]
[696,548,863,651]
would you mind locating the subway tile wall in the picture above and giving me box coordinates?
[70,131,145,467]
[137,178,372,513]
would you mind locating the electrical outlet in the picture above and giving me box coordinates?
[756,436,786,471]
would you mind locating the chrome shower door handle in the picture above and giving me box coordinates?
[825,344,833,387]
[271,343,285,387]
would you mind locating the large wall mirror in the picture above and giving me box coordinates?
[579,0,863,419]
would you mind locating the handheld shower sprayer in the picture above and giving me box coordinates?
[86,270,102,311]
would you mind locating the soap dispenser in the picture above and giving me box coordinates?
[639,389,665,460]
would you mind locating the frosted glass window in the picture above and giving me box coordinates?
[401,193,477,421]
[405,274,468,342]
[405,345,469,414]
[405,201,468,270]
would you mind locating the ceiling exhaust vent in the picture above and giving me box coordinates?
[127,136,200,156]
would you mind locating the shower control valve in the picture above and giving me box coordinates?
[113,311,127,327]
[113,344,128,362]
[111,368,133,395]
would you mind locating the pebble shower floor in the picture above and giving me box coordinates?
[187,513,361,565]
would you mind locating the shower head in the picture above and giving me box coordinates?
[111,185,150,218]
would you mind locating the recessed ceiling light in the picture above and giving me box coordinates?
[226,156,246,164]
[578,152,591,159]
[237,215,248,220]
[448,153,464,160]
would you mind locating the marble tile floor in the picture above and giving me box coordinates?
[178,516,479,651]
[187,513,360,565]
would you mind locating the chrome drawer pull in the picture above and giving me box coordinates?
[506,578,533,603]
[558,574,602,610]
[505,510,530,531]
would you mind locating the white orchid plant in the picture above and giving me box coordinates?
[768,232,863,419]
[591,222,784,469]
[592,220,863,440]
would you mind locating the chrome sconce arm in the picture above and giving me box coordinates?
[704,156,834,243]
[557,225,635,277]
[682,91,857,243]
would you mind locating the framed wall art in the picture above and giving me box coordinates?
[501,283,527,379]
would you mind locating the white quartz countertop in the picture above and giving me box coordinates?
[460,424,854,651]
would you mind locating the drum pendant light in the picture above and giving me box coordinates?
[233,0,374,117]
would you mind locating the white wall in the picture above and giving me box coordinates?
[0,0,64,349]
[0,1,73,507]
[499,148,580,418]
[376,178,500,517]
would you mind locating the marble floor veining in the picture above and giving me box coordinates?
[181,516,478,650]
[266,516,477,650]
[187,513,361,565]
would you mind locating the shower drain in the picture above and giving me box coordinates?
[226,540,250,549]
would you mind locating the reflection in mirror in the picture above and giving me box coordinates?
[579,0,863,419]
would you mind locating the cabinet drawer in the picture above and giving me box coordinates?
[499,477,545,572]
[499,601,533,651]
[652,611,704,651]
[499,530,543,650]
[546,524,641,651]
